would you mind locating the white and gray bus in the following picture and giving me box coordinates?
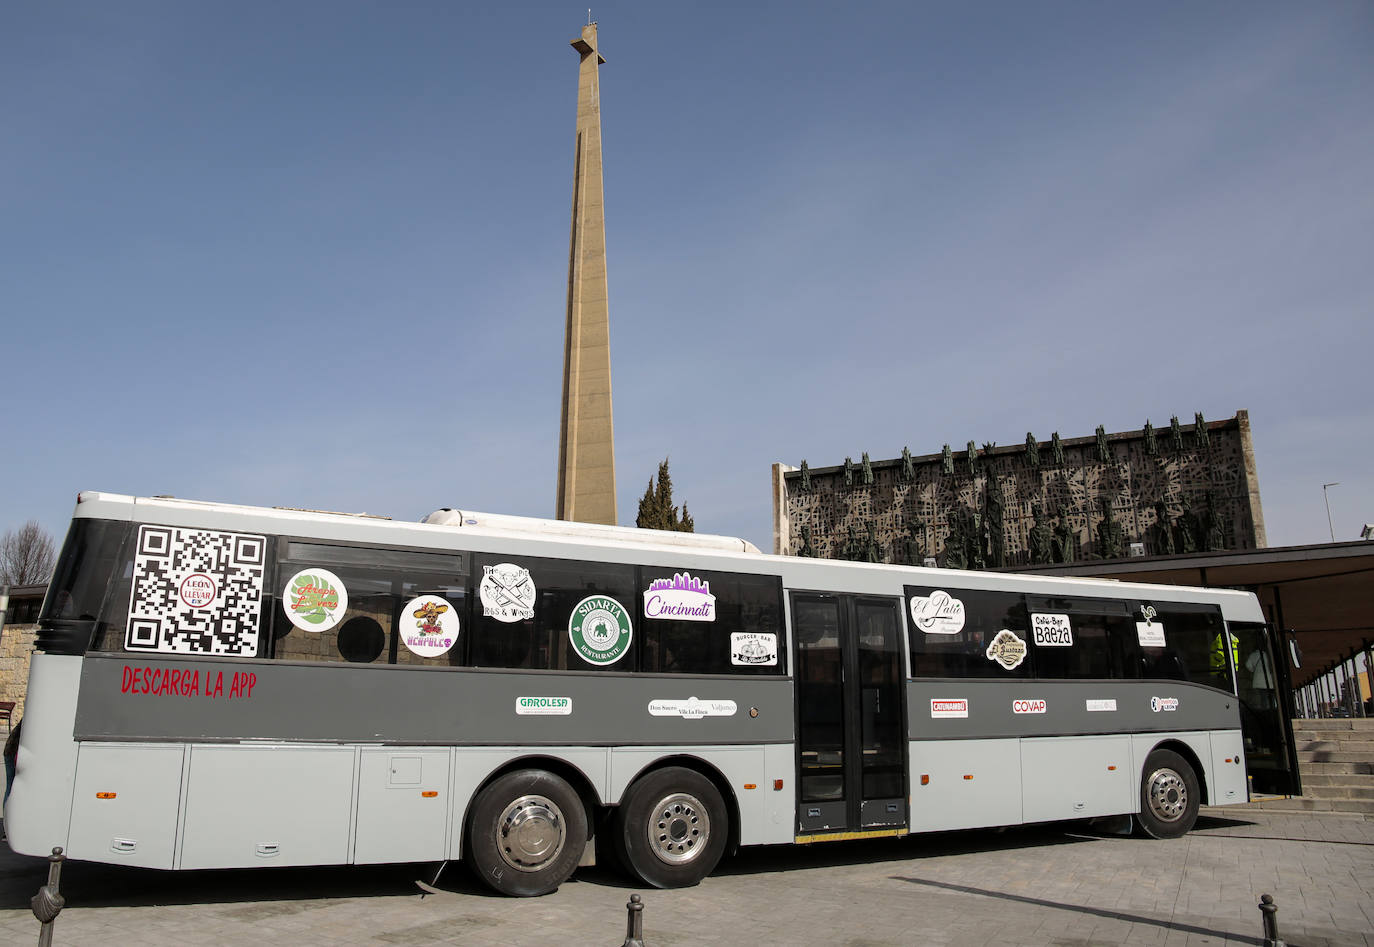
[7,492,1298,896]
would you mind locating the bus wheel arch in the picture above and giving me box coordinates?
[613,756,738,888]
[462,757,598,897]
[1147,739,1210,806]
[1137,745,1202,840]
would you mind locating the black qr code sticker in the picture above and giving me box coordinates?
[126,525,268,656]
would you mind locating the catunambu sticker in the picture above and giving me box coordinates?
[569,594,633,666]
[731,632,777,666]
[284,568,348,633]
[401,594,459,658]
[480,563,536,622]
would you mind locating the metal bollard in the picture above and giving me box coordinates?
[620,893,646,947]
[1258,893,1284,947]
[31,846,66,947]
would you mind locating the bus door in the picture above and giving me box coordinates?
[1230,621,1302,796]
[792,593,908,835]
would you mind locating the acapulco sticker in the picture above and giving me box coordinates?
[480,563,535,622]
[985,629,1027,670]
[400,595,458,658]
[930,698,969,719]
[569,594,633,666]
[284,568,348,633]
[644,572,716,622]
[910,590,966,635]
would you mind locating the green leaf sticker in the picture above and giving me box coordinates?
[283,568,348,633]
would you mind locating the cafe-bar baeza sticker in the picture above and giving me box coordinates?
[569,595,632,665]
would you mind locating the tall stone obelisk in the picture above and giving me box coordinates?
[557,22,617,525]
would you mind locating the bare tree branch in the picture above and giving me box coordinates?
[1,520,57,586]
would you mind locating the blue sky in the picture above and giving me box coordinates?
[3,1,1371,554]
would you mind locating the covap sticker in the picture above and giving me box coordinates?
[284,568,348,633]
[1031,613,1073,647]
[1012,698,1047,714]
[930,698,969,719]
[480,563,536,622]
[569,594,633,666]
[985,629,1027,670]
[400,594,458,658]
[644,572,716,622]
[1150,696,1180,713]
[910,590,966,635]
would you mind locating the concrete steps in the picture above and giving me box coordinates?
[1241,719,1374,818]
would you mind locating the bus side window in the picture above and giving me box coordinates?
[640,570,784,675]
[906,586,1030,679]
[1135,602,1229,692]
[1027,596,1140,681]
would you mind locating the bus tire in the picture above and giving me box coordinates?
[614,766,728,889]
[1138,749,1200,840]
[466,768,588,897]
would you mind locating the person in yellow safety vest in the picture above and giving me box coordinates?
[1210,629,1240,676]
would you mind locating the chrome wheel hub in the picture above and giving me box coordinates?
[1146,768,1188,822]
[647,792,710,865]
[497,794,566,872]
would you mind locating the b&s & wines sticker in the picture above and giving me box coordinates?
[480,563,536,622]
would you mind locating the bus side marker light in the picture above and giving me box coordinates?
[743,783,757,790]
[963,774,973,781]
[773,779,784,791]
[421,791,438,798]
[96,792,117,799]
[1107,765,1117,771]
[920,775,929,785]
[1224,758,1233,764]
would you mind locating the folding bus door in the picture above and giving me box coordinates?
[792,593,907,836]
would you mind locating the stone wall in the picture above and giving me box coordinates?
[0,623,35,720]
[774,411,1266,567]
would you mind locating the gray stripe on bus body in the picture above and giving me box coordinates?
[74,654,795,745]
[906,680,1239,739]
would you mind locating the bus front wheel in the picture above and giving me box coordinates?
[1138,749,1200,839]
[614,766,728,888]
[466,768,588,897]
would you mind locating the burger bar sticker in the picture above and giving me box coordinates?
[644,572,716,622]
[569,594,633,666]
[480,563,536,622]
[910,590,966,635]
[985,629,1027,670]
[401,595,458,658]
[284,568,348,632]
[731,632,777,666]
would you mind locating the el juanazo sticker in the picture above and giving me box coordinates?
[284,568,348,632]
[480,563,536,622]
[985,629,1027,670]
[400,595,458,658]
[569,594,633,666]
[909,590,966,635]
[644,572,716,621]
[731,632,777,666]
[1031,613,1073,647]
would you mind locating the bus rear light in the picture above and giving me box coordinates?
[920,775,929,785]
[421,791,438,798]
[773,779,784,791]
[96,792,116,799]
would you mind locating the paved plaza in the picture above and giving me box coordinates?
[2,807,1371,946]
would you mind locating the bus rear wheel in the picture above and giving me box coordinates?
[614,766,728,889]
[1138,750,1200,839]
[466,768,588,897]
